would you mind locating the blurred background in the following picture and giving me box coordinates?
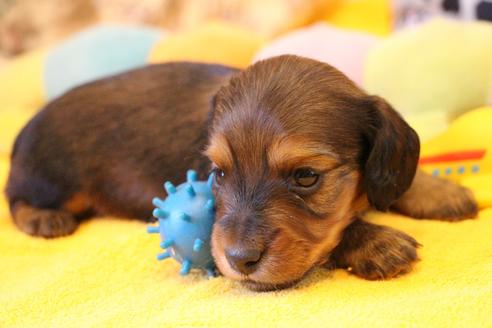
[1,0,492,58]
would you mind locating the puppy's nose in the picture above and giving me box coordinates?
[225,247,263,275]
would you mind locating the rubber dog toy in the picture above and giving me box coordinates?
[147,170,216,276]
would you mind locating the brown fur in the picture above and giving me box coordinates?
[63,193,92,214]
[5,56,478,291]
[12,201,79,238]
[392,170,478,221]
[329,218,420,280]
[6,61,237,235]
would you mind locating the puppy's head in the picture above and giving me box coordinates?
[205,55,419,291]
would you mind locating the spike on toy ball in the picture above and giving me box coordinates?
[147,170,216,276]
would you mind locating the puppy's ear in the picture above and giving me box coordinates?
[362,96,420,211]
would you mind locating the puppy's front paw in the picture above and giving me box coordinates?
[13,204,78,238]
[346,231,419,280]
[331,220,420,280]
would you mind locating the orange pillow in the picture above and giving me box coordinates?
[148,22,265,68]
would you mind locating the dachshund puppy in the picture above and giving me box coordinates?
[5,55,477,291]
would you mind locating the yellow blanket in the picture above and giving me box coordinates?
[1,42,492,328]
[1,159,491,327]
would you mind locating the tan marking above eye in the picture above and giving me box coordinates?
[268,136,339,173]
[204,134,234,171]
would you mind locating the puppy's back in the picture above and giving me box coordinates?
[6,62,237,237]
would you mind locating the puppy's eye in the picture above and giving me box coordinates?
[293,168,319,188]
[213,168,226,185]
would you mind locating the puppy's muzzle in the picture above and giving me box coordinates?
[216,209,268,276]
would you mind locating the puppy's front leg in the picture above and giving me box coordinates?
[392,170,478,221]
[328,219,420,280]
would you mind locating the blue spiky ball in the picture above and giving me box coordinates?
[147,170,216,276]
